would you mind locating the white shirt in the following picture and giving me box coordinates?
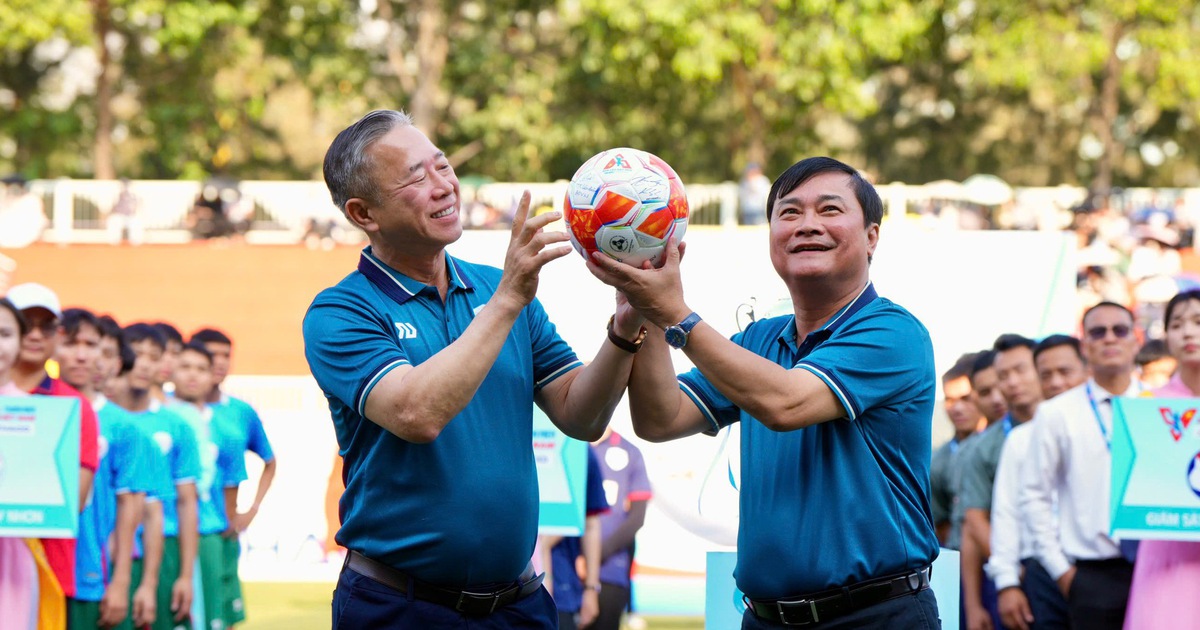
[986,422,1038,590]
[1021,378,1139,580]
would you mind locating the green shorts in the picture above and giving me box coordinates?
[67,598,100,630]
[198,533,228,630]
[221,535,245,625]
[150,537,192,630]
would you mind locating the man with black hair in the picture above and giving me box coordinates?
[969,351,1009,426]
[190,327,273,627]
[1024,302,1143,630]
[589,156,939,628]
[1033,334,1088,400]
[931,352,986,548]
[115,323,202,630]
[73,330,162,630]
[1135,338,1175,389]
[152,322,184,402]
[95,314,123,397]
[960,334,1044,630]
[988,334,1084,630]
[168,342,246,630]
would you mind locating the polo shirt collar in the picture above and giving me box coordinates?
[778,281,879,351]
[357,246,474,306]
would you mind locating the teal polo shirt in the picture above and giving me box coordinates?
[303,247,582,588]
[679,283,940,599]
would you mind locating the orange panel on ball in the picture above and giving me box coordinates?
[594,190,639,225]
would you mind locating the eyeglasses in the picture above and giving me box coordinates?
[1085,324,1132,340]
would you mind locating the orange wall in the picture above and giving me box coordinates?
[4,243,362,375]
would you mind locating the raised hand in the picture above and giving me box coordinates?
[586,238,688,329]
[494,191,573,310]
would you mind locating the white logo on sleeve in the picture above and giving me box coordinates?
[395,322,419,340]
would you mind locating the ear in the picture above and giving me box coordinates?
[865,223,880,263]
[344,197,378,233]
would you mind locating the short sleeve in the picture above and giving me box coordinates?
[79,397,99,472]
[585,447,610,516]
[795,309,931,420]
[678,328,759,434]
[304,292,411,416]
[170,413,202,484]
[958,435,995,511]
[241,403,275,462]
[526,297,582,389]
[625,445,652,502]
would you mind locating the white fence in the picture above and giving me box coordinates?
[12,177,1200,246]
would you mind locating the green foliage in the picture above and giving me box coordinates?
[1,0,1199,185]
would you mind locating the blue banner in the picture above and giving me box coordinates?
[1111,397,1200,541]
[533,407,588,536]
[0,395,80,538]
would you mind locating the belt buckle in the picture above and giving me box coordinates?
[455,590,501,615]
[776,598,819,626]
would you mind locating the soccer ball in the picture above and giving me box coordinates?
[563,147,689,267]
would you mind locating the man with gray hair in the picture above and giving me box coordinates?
[304,110,644,628]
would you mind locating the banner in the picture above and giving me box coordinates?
[705,550,960,629]
[533,407,588,537]
[0,395,80,538]
[1111,397,1200,541]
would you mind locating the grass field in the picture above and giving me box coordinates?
[241,582,706,629]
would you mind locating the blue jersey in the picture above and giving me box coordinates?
[550,446,610,613]
[125,401,201,559]
[303,247,582,587]
[679,283,939,599]
[75,401,159,602]
[167,401,247,535]
[215,394,274,465]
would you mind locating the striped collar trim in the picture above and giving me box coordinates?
[357,247,474,306]
[778,281,878,346]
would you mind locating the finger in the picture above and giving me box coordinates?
[661,238,683,270]
[526,228,571,250]
[521,209,562,237]
[677,240,687,262]
[530,245,574,268]
[508,191,532,238]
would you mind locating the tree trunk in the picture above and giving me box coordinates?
[378,0,449,141]
[1091,21,1125,194]
[92,0,116,179]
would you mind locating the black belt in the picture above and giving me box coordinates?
[344,550,544,616]
[745,566,931,626]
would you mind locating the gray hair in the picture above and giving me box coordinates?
[323,109,414,213]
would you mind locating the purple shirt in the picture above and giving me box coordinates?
[593,432,652,586]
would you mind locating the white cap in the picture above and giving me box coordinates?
[5,282,62,318]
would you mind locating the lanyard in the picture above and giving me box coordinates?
[949,438,960,455]
[1085,381,1111,451]
[1001,414,1013,436]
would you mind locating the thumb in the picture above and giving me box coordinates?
[662,237,683,270]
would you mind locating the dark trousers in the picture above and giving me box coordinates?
[1066,559,1134,630]
[741,589,940,629]
[332,566,558,629]
[1021,557,1070,630]
[593,583,630,630]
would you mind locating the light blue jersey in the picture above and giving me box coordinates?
[167,401,247,535]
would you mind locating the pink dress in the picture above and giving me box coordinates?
[0,382,39,630]
[1122,375,1200,630]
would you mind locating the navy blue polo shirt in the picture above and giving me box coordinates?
[679,283,939,599]
[303,247,582,587]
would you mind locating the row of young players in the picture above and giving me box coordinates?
[931,298,1197,630]
[0,282,276,630]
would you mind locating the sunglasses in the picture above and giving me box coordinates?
[1085,324,1132,340]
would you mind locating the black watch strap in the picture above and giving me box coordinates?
[607,316,647,353]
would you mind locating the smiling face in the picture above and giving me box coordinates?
[350,125,462,255]
[769,172,878,289]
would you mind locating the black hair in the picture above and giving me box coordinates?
[969,350,997,379]
[180,341,214,364]
[123,323,166,351]
[153,322,184,346]
[96,314,122,341]
[1136,339,1171,366]
[117,337,136,376]
[993,333,1037,353]
[765,157,883,226]
[190,328,232,347]
[1082,301,1135,328]
[1164,290,1200,331]
[0,298,28,336]
[61,308,100,342]
[1034,334,1084,364]
[942,352,978,383]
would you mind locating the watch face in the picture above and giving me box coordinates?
[665,327,686,348]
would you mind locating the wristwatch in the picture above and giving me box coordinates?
[664,312,702,349]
